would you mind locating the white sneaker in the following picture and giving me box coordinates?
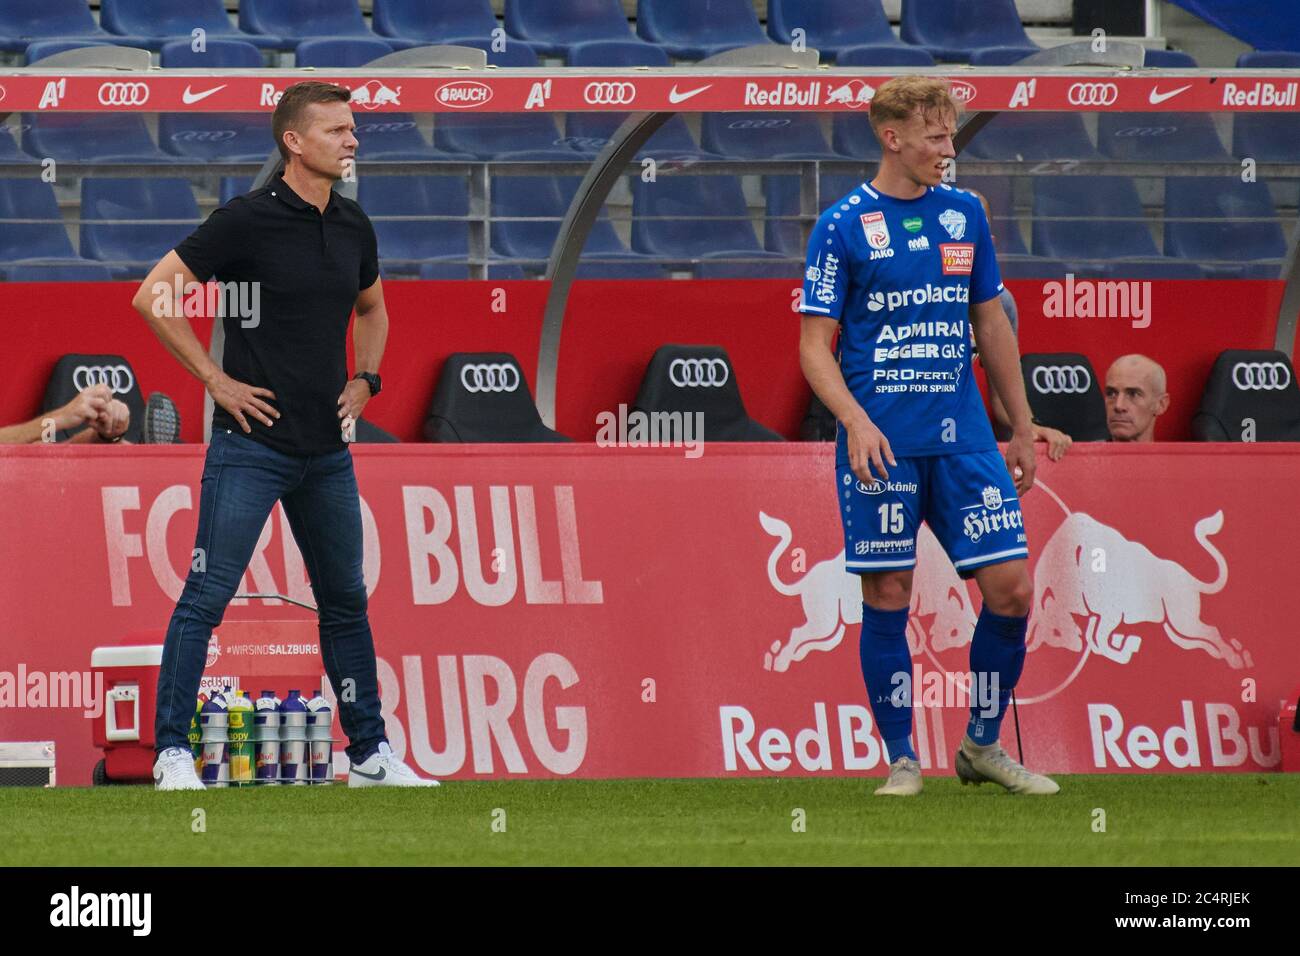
[874,756,922,796]
[347,742,440,788]
[955,737,1060,795]
[153,747,205,791]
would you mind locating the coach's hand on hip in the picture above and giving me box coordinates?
[337,379,369,425]
[207,371,280,433]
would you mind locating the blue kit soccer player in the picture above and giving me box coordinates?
[799,77,1058,795]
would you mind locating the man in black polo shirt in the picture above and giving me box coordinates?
[133,81,436,789]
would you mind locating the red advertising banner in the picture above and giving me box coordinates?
[0,71,1296,113]
[0,443,1293,784]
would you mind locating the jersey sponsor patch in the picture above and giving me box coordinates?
[860,211,891,250]
[940,243,975,275]
[939,208,967,240]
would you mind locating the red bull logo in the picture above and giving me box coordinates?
[348,80,401,110]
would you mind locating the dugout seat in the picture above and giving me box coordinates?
[900,0,1036,62]
[424,353,571,443]
[1020,353,1109,442]
[1163,177,1287,279]
[102,0,283,51]
[357,174,472,276]
[240,0,394,51]
[1031,176,1161,273]
[415,261,528,280]
[42,353,145,444]
[1142,49,1197,67]
[0,179,80,262]
[80,178,201,279]
[633,345,783,441]
[159,41,275,162]
[1097,111,1230,163]
[434,112,581,161]
[506,0,637,58]
[1,260,115,281]
[635,0,771,60]
[799,392,836,442]
[632,174,783,267]
[967,46,1041,65]
[490,175,663,278]
[763,172,869,256]
[22,112,178,165]
[161,38,263,67]
[25,39,120,63]
[954,176,1029,254]
[1232,52,1300,163]
[295,37,394,66]
[1192,349,1300,441]
[836,44,935,67]
[0,0,151,53]
[767,0,905,60]
[965,111,1099,162]
[702,113,841,161]
[372,0,499,49]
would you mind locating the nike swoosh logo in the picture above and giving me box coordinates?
[182,84,227,105]
[668,84,711,104]
[1148,84,1191,105]
[350,765,386,781]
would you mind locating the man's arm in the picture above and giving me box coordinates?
[352,276,388,375]
[800,314,896,483]
[131,252,279,433]
[971,295,1036,495]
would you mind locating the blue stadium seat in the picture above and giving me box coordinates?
[0,179,80,261]
[491,175,662,277]
[701,113,840,160]
[996,256,1070,279]
[240,0,389,51]
[693,258,798,278]
[101,0,283,52]
[2,260,116,281]
[632,174,786,268]
[968,45,1040,65]
[23,113,179,164]
[1232,52,1300,161]
[355,115,474,162]
[1143,48,1197,67]
[161,38,264,67]
[0,0,151,53]
[1097,111,1229,161]
[1031,176,1162,271]
[1236,50,1300,68]
[965,112,1099,161]
[450,37,546,66]
[636,0,771,60]
[0,126,29,164]
[1164,177,1287,279]
[416,261,528,280]
[25,39,118,63]
[832,114,881,161]
[900,0,1036,62]
[80,178,202,278]
[434,111,581,161]
[954,176,1028,255]
[220,176,255,205]
[763,172,867,256]
[767,0,905,60]
[505,0,636,58]
[295,37,394,66]
[373,0,499,48]
[836,44,935,66]
[357,174,471,275]
[563,40,718,160]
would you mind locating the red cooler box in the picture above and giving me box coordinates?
[91,635,165,784]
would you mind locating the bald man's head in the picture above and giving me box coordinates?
[1105,354,1169,442]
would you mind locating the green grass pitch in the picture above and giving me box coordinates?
[3,775,1296,866]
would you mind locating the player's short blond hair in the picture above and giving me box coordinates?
[868,76,962,136]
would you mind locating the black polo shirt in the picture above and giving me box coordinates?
[174,174,379,456]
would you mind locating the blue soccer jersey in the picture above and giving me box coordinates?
[800,181,1004,460]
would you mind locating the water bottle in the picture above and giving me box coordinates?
[199,693,229,788]
[279,689,309,785]
[306,689,334,785]
[253,691,281,785]
[227,691,255,786]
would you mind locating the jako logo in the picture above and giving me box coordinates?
[867,284,968,313]
[50,886,151,936]
[1042,274,1151,329]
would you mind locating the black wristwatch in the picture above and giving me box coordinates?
[353,371,382,396]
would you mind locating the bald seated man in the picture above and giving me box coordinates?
[1105,354,1169,442]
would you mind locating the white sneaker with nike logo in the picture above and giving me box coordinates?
[347,741,441,788]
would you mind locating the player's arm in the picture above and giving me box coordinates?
[971,295,1035,494]
[131,251,279,433]
[800,315,896,482]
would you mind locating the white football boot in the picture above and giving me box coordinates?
[955,737,1060,794]
[153,746,206,791]
[874,756,923,796]
[347,742,441,788]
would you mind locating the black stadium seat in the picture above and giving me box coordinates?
[1192,349,1300,441]
[633,345,783,442]
[42,353,145,444]
[424,353,570,442]
[1019,352,1109,441]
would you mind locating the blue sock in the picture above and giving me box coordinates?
[966,605,1028,745]
[859,602,916,763]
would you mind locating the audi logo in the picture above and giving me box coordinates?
[1031,365,1092,395]
[72,364,135,395]
[460,363,520,393]
[668,358,729,388]
[1067,82,1118,107]
[356,121,416,134]
[1231,361,1292,391]
[170,130,236,142]
[584,82,636,106]
[98,82,150,107]
[727,118,791,130]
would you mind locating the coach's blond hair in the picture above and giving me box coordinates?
[868,76,962,135]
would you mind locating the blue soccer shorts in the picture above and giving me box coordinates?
[835,449,1029,578]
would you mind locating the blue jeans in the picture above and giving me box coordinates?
[154,428,386,764]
